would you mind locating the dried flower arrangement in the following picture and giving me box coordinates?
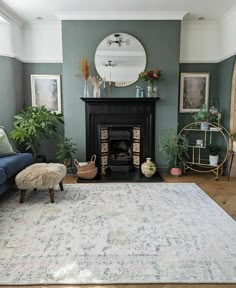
[75,57,91,80]
[89,75,105,97]
[89,75,104,89]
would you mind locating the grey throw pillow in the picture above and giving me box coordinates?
[0,127,16,157]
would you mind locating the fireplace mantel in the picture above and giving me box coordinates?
[81,97,159,171]
[81,97,160,103]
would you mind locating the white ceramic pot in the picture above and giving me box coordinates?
[233,141,236,152]
[141,158,157,177]
[200,122,209,130]
[209,155,219,166]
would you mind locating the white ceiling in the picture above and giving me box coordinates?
[1,0,236,23]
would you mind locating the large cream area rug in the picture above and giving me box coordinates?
[0,183,236,284]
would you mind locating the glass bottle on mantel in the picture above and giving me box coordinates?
[147,81,158,98]
[84,79,89,98]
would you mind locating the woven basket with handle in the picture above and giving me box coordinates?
[74,154,97,179]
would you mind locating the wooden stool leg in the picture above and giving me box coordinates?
[49,188,54,203]
[59,180,64,191]
[20,190,26,203]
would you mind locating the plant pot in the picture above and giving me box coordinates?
[64,158,72,167]
[233,141,236,152]
[141,158,157,177]
[209,155,219,166]
[170,167,182,176]
[200,122,209,130]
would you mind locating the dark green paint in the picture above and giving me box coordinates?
[178,63,218,129]
[0,56,23,132]
[62,20,181,166]
[22,63,63,161]
[217,55,236,129]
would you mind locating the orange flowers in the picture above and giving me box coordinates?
[139,67,162,84]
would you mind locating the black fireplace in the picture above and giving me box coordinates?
[109,128,132,172]
[81,97,160,175]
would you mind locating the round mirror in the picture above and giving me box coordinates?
[95,33,146,87]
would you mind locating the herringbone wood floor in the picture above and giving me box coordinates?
[2,173,236,288]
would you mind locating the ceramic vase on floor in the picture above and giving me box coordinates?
[141,158,157,177]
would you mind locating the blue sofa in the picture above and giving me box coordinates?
[0,153,33,196]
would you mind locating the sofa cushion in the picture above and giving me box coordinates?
[0,168,7,185]
[0,153,33,179]
[0,127,16,157]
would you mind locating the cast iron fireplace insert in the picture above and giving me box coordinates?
[80,97,163,182]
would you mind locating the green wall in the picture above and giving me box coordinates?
[0,56,23,132]
[23,63,62,106]
[178,63,218,129]
[23,63,63,161]
[62,20,181,167]
[178,57,235,131]
[217,55,236,129]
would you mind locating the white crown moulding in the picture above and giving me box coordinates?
[56,11,188,21]
[0,0,23,27]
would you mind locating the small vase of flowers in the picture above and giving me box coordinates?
[139,67,162,97]
[89,75,104,98]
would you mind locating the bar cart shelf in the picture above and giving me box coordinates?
[178,122,231,180]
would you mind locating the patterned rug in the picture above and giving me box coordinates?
[0,183,236,284]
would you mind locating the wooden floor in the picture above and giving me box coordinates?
[2,173,236,288]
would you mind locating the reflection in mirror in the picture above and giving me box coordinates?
[95,33,146,87]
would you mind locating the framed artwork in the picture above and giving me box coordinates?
[31,75,62,113]
[179,73,210,113]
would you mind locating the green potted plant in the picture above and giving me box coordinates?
[206,144,222,166]
[56,137,77,167]
[10,106,64,159]
[192,104,210,130]
[159,129,189,176]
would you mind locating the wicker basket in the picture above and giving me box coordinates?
[74,155,97,180]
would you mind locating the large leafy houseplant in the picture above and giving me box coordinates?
[159,129,189,174]
[56,137,77,167]
[10,106,64,159]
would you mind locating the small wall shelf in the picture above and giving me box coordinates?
[178,122,231,180]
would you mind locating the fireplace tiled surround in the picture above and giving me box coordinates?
[81,97,161,179]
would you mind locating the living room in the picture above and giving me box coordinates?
[0,0,236,286]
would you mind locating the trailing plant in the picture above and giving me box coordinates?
[159,129,189,168]
[10,106,64,158]
[56,137,77,166]
[206,144,222,156]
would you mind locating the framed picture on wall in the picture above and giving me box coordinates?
[31,75,62,113]
[179,73,210,113]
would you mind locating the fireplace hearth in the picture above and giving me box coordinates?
[81,97,163,182]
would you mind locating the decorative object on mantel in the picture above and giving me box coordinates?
[89,75,105,98]
[75,57,91,98]
[141,157,157,177]
[139,67,162,98]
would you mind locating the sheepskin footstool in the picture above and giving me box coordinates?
[15,163,67,203]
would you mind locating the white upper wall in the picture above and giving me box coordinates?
[180,21,219,63]
[218,6,236,61]
[0,22,13,56]
[0,7,235,63]
[180,7,236,63]
[22,22,62,63]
